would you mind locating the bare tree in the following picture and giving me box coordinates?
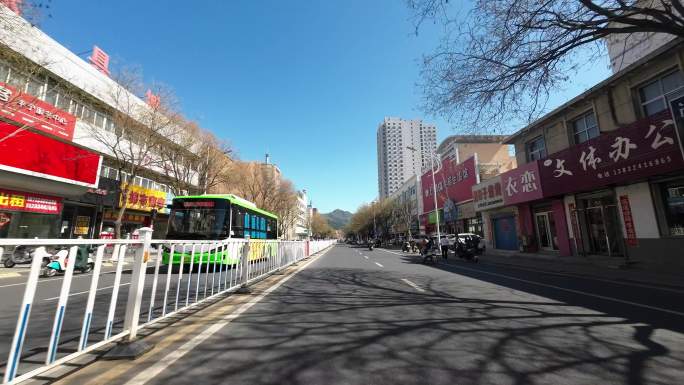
[392,196,417,239]
[311,212,334,239]
[87,69,182,237]
[159,119,234,196]
[196,132,234,194]
[409,0,684,132]
[217,160,301,239]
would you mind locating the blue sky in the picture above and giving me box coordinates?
[40,0,611,213]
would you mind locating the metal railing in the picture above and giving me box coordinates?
[0,230,335,384]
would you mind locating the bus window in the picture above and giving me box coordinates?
[244,213,250,230]
[260,217,266,231]
[231,206,243,238]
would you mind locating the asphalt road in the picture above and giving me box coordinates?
[118,244,684,385]
[0,254,265,379]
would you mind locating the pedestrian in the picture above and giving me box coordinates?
[440,236,449,259]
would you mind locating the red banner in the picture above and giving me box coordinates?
[539,110,683,196]
[619,195,638,247]
[0,81,76,141]
[0,121,100,186]
[500,160,544,205]
[0,188,62,214]
[421,156,478,213]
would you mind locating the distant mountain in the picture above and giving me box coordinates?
[322,209,353,230]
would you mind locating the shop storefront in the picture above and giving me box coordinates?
[488,108,684,260]
[59,177,120,239]
[102,182,168,238]
[421,156,479,236]
[0,81,102,240]
[473,175,519,250]
[0,188,63,238]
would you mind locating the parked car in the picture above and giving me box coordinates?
[429,234,456,247]
[457,233,486,255]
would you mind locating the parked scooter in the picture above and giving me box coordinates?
[3,245,35,268]
[402,241,410,253]
[41,246,94,277]
[368,242,374,251]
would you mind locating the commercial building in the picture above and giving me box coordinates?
[294,189,311,240]
[377,117,437,198]
[471,38,684,270]
[388,174,423,237]
[417,136,515,236]
[0,6,200,240]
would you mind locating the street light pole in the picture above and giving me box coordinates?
[429,153,443,255]
[407,146,442,255]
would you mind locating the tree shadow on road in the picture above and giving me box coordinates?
[150,266,684,385]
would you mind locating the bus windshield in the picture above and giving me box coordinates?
[168,207,228,239]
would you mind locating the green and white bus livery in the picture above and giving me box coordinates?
[163,194,278,265]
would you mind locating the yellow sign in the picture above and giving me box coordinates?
[120,183,168,214]
[74,215,90,235]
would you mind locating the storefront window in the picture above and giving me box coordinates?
[466,216,483,236]
[660,180,684,236]
[0,211,59,239]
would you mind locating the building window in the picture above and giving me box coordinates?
[571,111,599,144]
[526,136,546,162]
[638,70,684,116]
[7,70,27,90]
[57,95,71,111]
[94,112,105,128]
[658,179,684,236]
[0,62,9,83]
[26,77,45,98]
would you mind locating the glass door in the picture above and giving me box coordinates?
[535,212,553,250]
[579,196,624,257]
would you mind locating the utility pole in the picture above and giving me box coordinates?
[407,146,442,255]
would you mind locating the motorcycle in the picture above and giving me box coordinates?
[368,243,374,251]
[402,241,410,253]
[41,246,94,277]
[3,245,35,268]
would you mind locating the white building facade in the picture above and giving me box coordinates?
[389,174,423,237]
[377,117,437,198]
[0,5,198,240]
[294,189,310,240]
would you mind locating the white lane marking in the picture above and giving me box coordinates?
[0,267,125,288]
[375,262,383,267]
[363,256,369,260]
[483,261,684,294]
[380,248,684,295]
[401,278,425,292]
[123,247,333,385]
[43,283,131,301]
[0,272,21,279]
[445,262,684,317]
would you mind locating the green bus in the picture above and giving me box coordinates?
[163,194,279,265]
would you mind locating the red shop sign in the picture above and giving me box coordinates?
[0,121,100,187]
[0,188,62,214]
[472,175,504,211]
[0,81,76,141]
[619,195,638,247]
[500,160,544,205]
[539,110,684,196]
[422,156,478,213]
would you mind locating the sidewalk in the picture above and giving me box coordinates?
[481,249,684,291]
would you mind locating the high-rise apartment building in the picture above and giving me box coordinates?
[377,117,437,198]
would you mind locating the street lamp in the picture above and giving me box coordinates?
[407,145,442,255]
